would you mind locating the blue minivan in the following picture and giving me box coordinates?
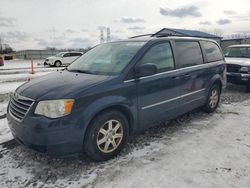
[7,36,226,161]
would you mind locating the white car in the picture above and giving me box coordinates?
[224,44,250,91]
[44,52,83,67]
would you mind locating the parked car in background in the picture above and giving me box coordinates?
[44,52,83,67]
[4,54,14,60]
[0,56,4,66]
[7,36,226,161]
[224,44,250,92]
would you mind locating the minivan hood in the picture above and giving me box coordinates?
[16,70,111,100]
[225,57,250,66]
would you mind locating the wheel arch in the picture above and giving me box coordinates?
[213,79,222,91]
[54,60,62,65]
[208,74,223,91]
[80,97,137,143]
[90,105,134,133]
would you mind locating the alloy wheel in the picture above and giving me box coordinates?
[209,89,219,109]
[96,120,123,153]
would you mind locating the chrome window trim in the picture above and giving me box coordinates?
[141,88,206,110]
[123,61,224,83]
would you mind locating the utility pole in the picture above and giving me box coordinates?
[100,29,104,43]
[107,27,111,42]
[52,28,56,48]
[0,36,2,53]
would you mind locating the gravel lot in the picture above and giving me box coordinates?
[0,60,250,188]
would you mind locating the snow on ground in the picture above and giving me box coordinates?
[0,71,52,83]
[0,85,250,188]
[95,101,250,188]
[0,59,61,146]
[0,82,25,95]
[0,67,62,74]
[0,59,44,70]
[0,118,12,143]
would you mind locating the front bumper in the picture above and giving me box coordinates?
[226,72,250,85]
[7,112,84,157]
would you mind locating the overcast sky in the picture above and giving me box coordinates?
[1,0,250,50]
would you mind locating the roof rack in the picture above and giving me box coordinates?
[130,33,177,39]
[151,33,174,37]
[129,34,154,39]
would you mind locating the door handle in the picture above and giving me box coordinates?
[183,74,191,79]
[172,76,181,80]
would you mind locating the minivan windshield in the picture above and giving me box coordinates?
[224,47,250,58]
[67,41,145,75]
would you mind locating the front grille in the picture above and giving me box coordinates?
[9,93,34,122]
[227,64,240,73]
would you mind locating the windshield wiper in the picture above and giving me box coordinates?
[68,69,94,74]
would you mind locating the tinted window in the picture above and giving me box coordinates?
[202,41,223,62]
[175,41,203,68]
[63,53,70,57]
[138,42,174,73]
[224,47,250,58]
[70,53,82,56]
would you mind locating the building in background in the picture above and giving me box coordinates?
[221,38,250,50]
[15,49,64,59]
[14,48,90,60]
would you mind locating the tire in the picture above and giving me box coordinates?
[246,82,250,93]
[203,84,221,113]
[54,61,61,67]
[84,110,129,161]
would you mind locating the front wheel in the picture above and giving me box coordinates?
[54,61,61,67]
[84,110,129,161]
[203,84,221,113]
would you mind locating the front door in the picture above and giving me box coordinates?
[136,42,183,129]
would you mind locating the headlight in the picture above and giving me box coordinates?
[240,66,250,72]
[35,99,74,118]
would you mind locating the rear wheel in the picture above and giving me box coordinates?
[246,81,250,93]
[203,84,221,113]
[84,110,129,161]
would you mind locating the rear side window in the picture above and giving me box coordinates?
[175,41,203,68]
[70,53,82,56]
[138,42,174,73]
[202,41,223,62]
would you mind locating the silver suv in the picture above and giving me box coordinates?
[224,44,250,92]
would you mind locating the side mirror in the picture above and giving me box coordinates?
[135,63,157,78]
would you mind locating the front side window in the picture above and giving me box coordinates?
[68,42,145,75]
[175,41,203,68]
[63,53,70,57]
[202,41,223,62]
[55,52,65,57]
[224,47,250,58]
[137,42,175,73]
